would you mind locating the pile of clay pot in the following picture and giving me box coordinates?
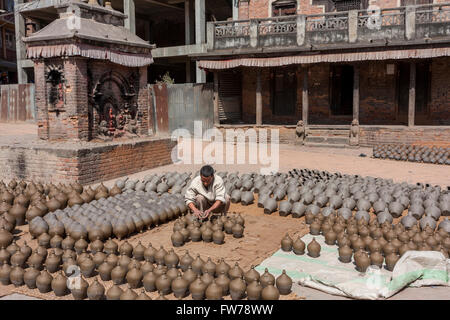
[171,213,245,247]
[0,237,292,300]
[280,211,449,273]
[27,191,188,244]
[221,170,450,229]
[0,179,121,231]
[373,144,450,165]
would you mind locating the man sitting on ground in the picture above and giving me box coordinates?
[185,165,230,221]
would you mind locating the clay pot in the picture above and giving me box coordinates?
[189,276,207,300]
[280,233,293,252]
[338,245,353,263]
[171,231,184,247]
[246,280,262,300]
[162,249,178,269]
[310,219,321,236]
[87,278,105,300]
[0,227,13,249]
[275,270,292,295]
[172,273,189,298]
[355,252,370,272]
[224,220,234,234]
[143,271,158,292]
[213,229,225,244]
[215,271,230,296]
[204,280,223,300]
[104,238,118,255]
[385,253,399,271]
[80,256,95,278]
[292,237,305,255]
[36,269,53,293]
[264,198,278,214]
[155,274,172,295]
[143,243,156,263]
[231,223,244,238]
[9,265,25,287]
[229,276,246,300]
[154,246,168,265]
[260,268,275,288]
[307,238,321,258]
[215,258,231,277]
[228,262,244,280]
[325,230,337,246]
[126,267,143,289]
[0,247,10,265]
[191,255,205,275]
[370,250,384,268]
[106,284,123,300]
[244,265,260,285]
[111,263,127,285]
[180,251,194,272]
[0,263,11,285]
[51,271,68,296]
[97,261,113,281]
[45,251,61,273]
[22,266,40,289]
[261,281,280,300]
[9,203,27,226]
[119,241,133,258]
[202,257,217,276]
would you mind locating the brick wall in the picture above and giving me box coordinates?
[35,58,149,142]
[0,138,176,185]
[428,57,450,125]
[238,0,430,20]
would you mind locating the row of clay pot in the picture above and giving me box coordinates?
[0,237,292,300]
[27,191,188,242]
[373,144,450,165]
[0,179,122,229]
[171,214,245,247]
[115,172,192,196]
[280,211,449,272]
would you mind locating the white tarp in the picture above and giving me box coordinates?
[255,234,449,300]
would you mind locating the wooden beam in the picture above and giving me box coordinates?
[256,69,262,125]
[408,61,416,127]
[353,65,359,121]
[142,0,184,11]
[214,72,219,125]
[302,67,309,126]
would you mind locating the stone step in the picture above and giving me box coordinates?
[305,136,350,144]
[304,142,349,149]
[306,129,350,137]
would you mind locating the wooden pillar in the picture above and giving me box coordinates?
[256,69,262,125]
[124,0,136,34]
[213,72,219,125]
[185,0,191,45]
[408,62,416,127]
[302,67,309,126]
[353,65,359,121]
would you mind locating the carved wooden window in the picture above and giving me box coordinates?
[334,0,362,11]
[272,0,297,17]
[45,65,65,112]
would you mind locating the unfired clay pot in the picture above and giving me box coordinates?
[307,238,321,258]
[275,270,292,295]
[280,233,293,252]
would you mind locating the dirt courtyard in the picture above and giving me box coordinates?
[0,123,449,300]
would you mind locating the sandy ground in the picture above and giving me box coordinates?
[0,123,449,300]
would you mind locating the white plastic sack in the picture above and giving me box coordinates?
[256,234,449,300]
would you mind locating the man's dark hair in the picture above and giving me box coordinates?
[200,165,214,177]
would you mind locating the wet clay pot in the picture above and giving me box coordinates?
[111,263,127,285]
[98,261,114,281]
[275,270,292,295]
[0,263,11,285]
[171,231,184,247]
[9,265,25,287]
[310,219,321,235]
[246,280,262,300]
[307,238,321,258]
[51,271,68,296]
[261,281,280,300]
[260,268,275,288]
[0,227,13,249]
[292,237,306,255]
[338,245,353,263]
[232,224,244,238]
[36,269,53,293]
[228,262,244,280]
[104,238,119,255]
[355,252,370,273]
[155,274,172,295]
[325,230,337,246]
[205,280,223,300]
[87,279,105,300]
[70,276,89,300]
[143,271,157,292]
[106,284,123,300]
[154,246,168,265]
[370,250,384,268]
[24,266,40,289]
[126,267,143,289]
[80,257,95,278]
[119,241,133,258]
[213,229,225,245]
[190,276,207,300]
[244,266,260,285]
[180,251,194,272]
[280,233,293,252]
[191,255,205,275]
[172,273,189,298]
[385,253,399,271]
[229,276,246,300]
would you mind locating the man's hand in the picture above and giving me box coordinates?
[193,208,203,219]
[202,209,212,219]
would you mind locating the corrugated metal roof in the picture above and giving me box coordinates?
[198,48,450,69]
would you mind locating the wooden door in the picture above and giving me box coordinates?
[272,68,297,116]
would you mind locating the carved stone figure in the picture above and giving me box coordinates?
[295,120,306,145]
[98,120,109,137]
[350,119,360,146]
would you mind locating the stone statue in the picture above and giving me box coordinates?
[295,120,306,145]
[350,119,360,146]
[98,120,110,137]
